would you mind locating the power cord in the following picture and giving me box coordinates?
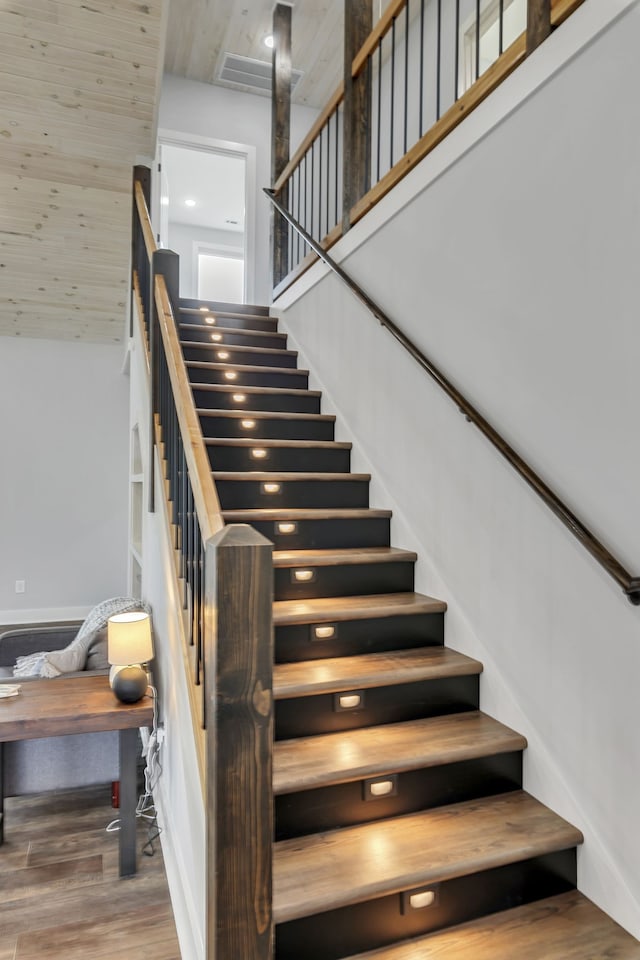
[106,685,163,856]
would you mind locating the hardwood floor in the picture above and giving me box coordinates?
[0,784,181,960]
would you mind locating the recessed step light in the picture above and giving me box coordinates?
[334,691,364,712]
[313,624,336,641]
[232,393,246,403]
[205,316,216,325]
[277,521,297,535]
[292,569,315,583]
[224,371,237,380]
[401,886,439,913]
[217,350,230,360]
[211,333,223,342]
[364,775,398,800]
[251,448,268,460]
[262,482,281,494]
[241,419,256,429]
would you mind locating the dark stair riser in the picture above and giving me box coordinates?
[180,312,278,333]
[276,612,444,663]
[276,751,523,840]
[180,325,287,349]
[275,676,479,739]
[215,477,370,510]
[179,298,271,316]
[191,387,321,414]
[244,516,391,551]
[274,561,415,602]
[207,444,351,474]
[275,850,577,960]
[182,342,298,368]
[199,415,335,441]
[187,364,309,389]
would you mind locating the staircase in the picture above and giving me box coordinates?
[178,298,640,960]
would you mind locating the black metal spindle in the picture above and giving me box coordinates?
[334,107,339,228]
[499,0,504,55]
[419,0,425,136]
[310,138,315,240]
[475,0,481,80]
[325,121,330,234]
[455,0,460,100]
[404,0,409,155]
[437,0,442,118]
[303,153,308,251]
[390,18,396,169]
[376,41,382,183]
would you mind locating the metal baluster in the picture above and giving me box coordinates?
[475,0,481,80]
[334,107,339,229]
[325,120,330,235]
[437,0,442,119]
[390,18,396,169]
[310,137,315,241]
[404,0,409,155]
[419,0,425,136]
[455,0,460,100]
[376,41,382,183]
[499,0,504,55]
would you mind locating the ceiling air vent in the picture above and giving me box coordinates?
[218,52,303,96]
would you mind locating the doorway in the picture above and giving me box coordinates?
[154,131,256,304]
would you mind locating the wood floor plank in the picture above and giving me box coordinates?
[273,711,527,794]
[273,791,583,923]
[274,646,481,699]
[342,891,640,959]
[274,591,447,625]
[0,854,103,904]
[0,786,179,956]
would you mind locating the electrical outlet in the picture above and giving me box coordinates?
[15,580,25,594]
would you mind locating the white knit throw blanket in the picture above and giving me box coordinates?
[13,597,151,679]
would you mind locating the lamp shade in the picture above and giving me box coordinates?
[107,611,153,666]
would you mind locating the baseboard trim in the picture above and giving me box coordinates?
[0,606,92,626]
[154,776,205,960]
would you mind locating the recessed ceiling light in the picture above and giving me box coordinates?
[264,34,274,49]
[184,198,196,207]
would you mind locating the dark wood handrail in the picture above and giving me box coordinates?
[264,188,640,606]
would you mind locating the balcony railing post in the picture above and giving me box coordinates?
[271,2,292,288]
[343,0,373,232]
[526,0,551,54]
[205,524,274,960]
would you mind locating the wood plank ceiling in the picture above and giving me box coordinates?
[0,0,165,343]
[0,0,345,344]
[164,0,344,111]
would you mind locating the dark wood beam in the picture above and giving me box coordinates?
[527,0,552,54]
[271,2,292,287]
[343,0,373,232]
[206,524,274,960]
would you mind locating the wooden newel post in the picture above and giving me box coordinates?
[271,2,292,288]
[205,524,274,960]
[526,0,551,54]
[343,0,373,232]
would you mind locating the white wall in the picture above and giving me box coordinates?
[159,75,318,304]
[128,314,206,960]
[169,222,244,298]
[0,337,129,623]
[275,0,640,938]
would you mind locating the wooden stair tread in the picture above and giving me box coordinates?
[273,791,583,923]
[186,360,308,376]
[274,591,446,625]
[273,646,481,699]
[189,384,321,398]
[341,891,640,959]
[197,408,334,422]
[273,547,417,568]
[222,508,392,521]
[273,711,527,795]
[212,471,370,481]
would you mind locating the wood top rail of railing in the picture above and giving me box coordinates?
[273,81,344,195]
[134,180,157,259]
[154,275,224,542]
[264,187,640,606]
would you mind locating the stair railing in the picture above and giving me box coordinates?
[264,187,640,606]
[271,0,586,294]
[132,169,274,960]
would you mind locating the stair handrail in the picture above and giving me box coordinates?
[264,187,640,606]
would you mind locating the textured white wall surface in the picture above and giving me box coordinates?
[275,0,640,938]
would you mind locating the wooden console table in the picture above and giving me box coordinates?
[0,674,153,877]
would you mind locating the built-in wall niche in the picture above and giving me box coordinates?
[130,424,144,593]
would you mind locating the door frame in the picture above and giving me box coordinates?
[155,128,257,304]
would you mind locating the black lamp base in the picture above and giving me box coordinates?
[112,665,148,704]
